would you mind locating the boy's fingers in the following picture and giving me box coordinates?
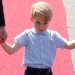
[0,30,2,40]
[3,36,7,42]
[0,40,4,43]
[2,33,8,41]
[0,38,6,43]
[2,27,8,42]
[0,34,7,43]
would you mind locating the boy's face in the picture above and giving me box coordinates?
[31,15,50,34]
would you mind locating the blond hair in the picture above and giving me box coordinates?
[31,1,52,21]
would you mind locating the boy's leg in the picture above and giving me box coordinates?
[45,71,53,75]
[24,71,53,75]
[24,68,38,75]
[24,70,38,75]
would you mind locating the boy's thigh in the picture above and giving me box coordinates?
[24,70,38,75]
[45,71,53,75]
[24,71,38,75]
[24,67,53,75]
[24,71,53,75]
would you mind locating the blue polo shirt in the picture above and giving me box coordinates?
[14,28,68,68]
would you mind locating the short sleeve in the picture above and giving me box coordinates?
[14,30,29,48]
[54,31,68,49]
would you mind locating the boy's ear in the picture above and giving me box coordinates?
[30,17,33,22]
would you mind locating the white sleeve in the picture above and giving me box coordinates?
[14,30,29,48]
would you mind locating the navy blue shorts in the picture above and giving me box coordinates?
[24,67,53,75]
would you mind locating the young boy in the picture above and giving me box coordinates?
[1,1,75,75]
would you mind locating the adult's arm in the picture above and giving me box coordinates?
[0,0,5,26]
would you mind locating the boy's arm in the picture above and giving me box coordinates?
[1,42,20,55]
[64,40,75,50]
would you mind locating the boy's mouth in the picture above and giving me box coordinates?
[38,30,45,33]
[39,30,44,31]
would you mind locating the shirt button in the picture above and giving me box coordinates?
[41,47,42,48]
[42,54,43,55]
[40,40,42,41]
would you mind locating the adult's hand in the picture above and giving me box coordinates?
[0,26,7,43]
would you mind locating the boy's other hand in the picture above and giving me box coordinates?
[0,26,7,43]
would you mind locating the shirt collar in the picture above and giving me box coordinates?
[31,27,49,36]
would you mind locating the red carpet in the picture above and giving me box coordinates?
[0,0,74,75]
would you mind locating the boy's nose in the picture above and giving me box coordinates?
[40,25,44,29]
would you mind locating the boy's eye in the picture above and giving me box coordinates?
[36,21,41,24]
[35,21,48,25]
[44,22,48,24]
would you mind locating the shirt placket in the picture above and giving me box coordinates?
[39,35,44,68]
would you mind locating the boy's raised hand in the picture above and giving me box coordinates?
[0,26,7,43]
